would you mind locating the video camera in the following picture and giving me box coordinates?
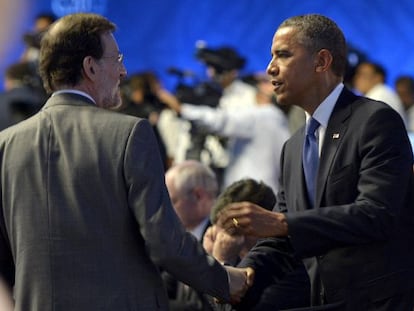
[166,45,247,163]
[168,45,246,106]
[195,45,246,74]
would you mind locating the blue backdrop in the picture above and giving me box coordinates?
[2,0,414,91]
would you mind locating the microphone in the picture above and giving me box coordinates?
[167,67,195,78]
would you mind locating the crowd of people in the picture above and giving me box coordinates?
[0,10,414,311]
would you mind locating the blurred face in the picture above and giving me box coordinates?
[396,81,414,109]
[267,26,317,108]
[165,174,199,229]
[35,17,53,32]
[257,76,274,96]
[255,75,275,104]
[94,32,127,108]
[353,63,378,95]
[207,66,236,88]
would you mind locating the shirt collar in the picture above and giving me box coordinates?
[52,89,96,105]
[190,218,210,241]
[306,83,344,128]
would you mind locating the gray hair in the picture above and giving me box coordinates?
[167,160,218,197]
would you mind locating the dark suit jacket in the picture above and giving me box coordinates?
[241,88,414,310]
[0,93,229,310]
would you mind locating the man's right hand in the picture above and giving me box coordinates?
[224,266,255,304]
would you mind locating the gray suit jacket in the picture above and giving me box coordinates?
[0,93,229,310]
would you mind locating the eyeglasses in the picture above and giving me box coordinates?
[101,52,124,63]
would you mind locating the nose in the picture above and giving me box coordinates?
[266,59,277,76]
[119,63,127,78]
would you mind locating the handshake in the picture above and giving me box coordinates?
[202,199,287,305]
[224,265,255,303]
[202,199,288,304]
[203,224,254,303]
[203,224,255,303]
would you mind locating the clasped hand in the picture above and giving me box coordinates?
[224,265,255,304]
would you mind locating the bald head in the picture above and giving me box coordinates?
[166,160,218,230]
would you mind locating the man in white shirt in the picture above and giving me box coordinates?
[353,61,406,126]
[157,74,290,194]
[395,75,414,132]
[157,46,257,175]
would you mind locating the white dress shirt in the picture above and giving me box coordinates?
[306,83,344,156]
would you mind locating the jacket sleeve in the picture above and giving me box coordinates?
[123,119,230,301]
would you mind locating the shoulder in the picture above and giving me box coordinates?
[335,87,395,118]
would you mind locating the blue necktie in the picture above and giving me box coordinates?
[303,117,320,207]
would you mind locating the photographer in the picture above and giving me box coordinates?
[160,46,257,187]
[157,71,290,194]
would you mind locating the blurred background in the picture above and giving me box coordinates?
[1,0,414,91]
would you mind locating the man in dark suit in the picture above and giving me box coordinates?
[217,14,414,310]
[0,13,250,310]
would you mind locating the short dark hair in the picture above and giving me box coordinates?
[5,62,36,82]
[395,75,414,92]
[210,178,276,224]
[361,61,387,82]
[39,13,116,93]
[279,14,347,77]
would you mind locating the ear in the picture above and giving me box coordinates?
[82,56,97,81]
[192,187,203,200]
[314,49,333,73]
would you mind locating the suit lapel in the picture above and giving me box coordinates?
[288,126,312,210]
[315,89,358,208]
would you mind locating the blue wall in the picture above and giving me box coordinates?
[2,0,414,91]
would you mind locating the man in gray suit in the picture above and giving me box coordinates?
[0,13,250,310]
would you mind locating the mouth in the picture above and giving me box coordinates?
[271,80,283,92]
